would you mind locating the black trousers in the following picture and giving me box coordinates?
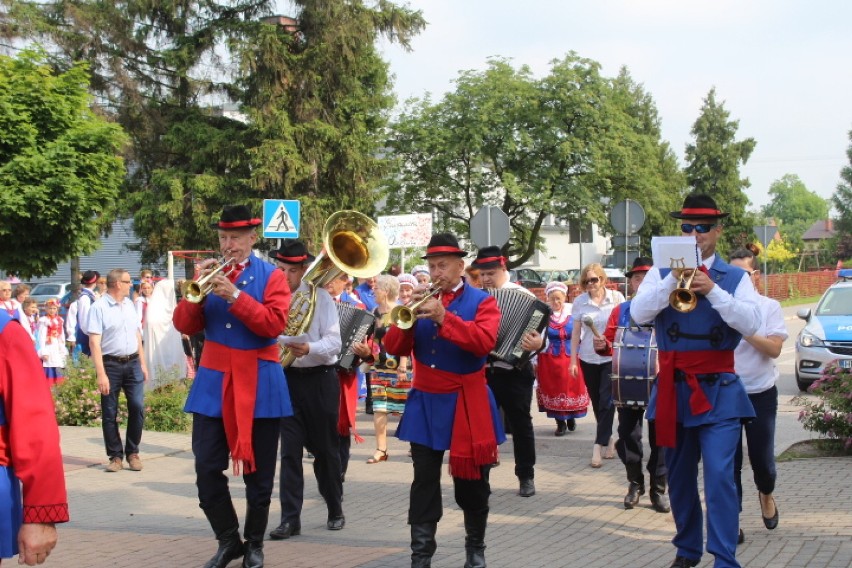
[486,364,536,480]
[580,360,616,446]
[193,414,281,511]
[279,366,342,522]
[616,407,666,478]
[408,443,491,524]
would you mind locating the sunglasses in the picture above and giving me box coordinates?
[583,277,600,285]
[681,223,718,234]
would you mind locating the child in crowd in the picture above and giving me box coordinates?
[37,298,67,384]
[20,298,40,346]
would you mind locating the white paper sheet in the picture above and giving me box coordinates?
[651,236,699,270]
[277,333,310,346]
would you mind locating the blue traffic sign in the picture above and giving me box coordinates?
[263,200,300,238]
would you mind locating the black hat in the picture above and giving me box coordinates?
[625,256,654,277]
[272,239,315,265]
[80,270,100,285]
[670,193,729,220]
[211,205,262,229]
[471,246,506,269]
[421,233,467,259]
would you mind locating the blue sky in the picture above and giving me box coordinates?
[378,0,852,213]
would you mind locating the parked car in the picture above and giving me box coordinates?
[508,268,546,289]
[794,269,852,391]
[29,282,73,314]
[538,269,578,284]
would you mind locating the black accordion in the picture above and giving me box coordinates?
[336,303,376,369]
[485,287,550,367]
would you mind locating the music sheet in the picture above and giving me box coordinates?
[651,236,699,270]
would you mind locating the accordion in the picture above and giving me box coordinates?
[485,287,550,367]
[336,303,376,369]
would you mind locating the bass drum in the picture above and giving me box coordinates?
[610,326,656,408]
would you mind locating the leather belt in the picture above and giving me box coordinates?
[674,370,719,384]
[103,353,139,363]
[287,364,335,376]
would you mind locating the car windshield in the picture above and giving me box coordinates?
[31,283,62,295]
[815,287,852,316]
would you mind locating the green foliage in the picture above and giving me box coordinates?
[833,128,852,235]
[765,238,798,273]
[684,88,756,255]
[0,49,127,278]
[798,362,852,450]
[762,174,829,226]
[52,358,192,433]
[382,56,682,267]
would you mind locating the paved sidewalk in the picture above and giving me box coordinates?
[51,398,851,568]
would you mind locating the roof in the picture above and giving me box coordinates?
[802,219,836,241]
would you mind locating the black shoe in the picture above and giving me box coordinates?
[518,478,535,497]
[268,521,300,540]
[555,420,567,436]
[649,476,671,513]
[670,556,699,568]
[327,515,345,530]
[566,418,576,432]
[760,493,779,530]
[623,481,644,509]
[737,528,745,545]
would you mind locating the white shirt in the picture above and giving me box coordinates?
[630,253,761,338]
[279,282,342,368]
[734,294,787,394]
[571,288,625,364]
[76,287,97,337]
[65,300,78,341]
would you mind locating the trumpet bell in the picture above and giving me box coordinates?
[389,305,416,329]
[669,288,698,313]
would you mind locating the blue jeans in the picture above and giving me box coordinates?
[735,386,778,507]
[100,359,145,459]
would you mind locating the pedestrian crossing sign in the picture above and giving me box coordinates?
[263,200,300,238]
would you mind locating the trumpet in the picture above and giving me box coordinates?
[389,281,443,329]
[184,258,235,303]
[668,258,698,313]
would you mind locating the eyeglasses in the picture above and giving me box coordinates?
[583,277,600,286]
[120,280,132,284]
[681,223,718,234]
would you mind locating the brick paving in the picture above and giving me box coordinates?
[48,397,851,568]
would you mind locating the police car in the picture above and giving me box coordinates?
[795,269,852,391]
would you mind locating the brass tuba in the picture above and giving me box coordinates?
[183,258,235,304]
[280,210,389,367]
[668,258,698,313]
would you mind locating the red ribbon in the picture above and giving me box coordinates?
[681,208,722,216]
[474,255,505,267]
[426,245,465,255]
[628,264,653,273]
[275,254,307,263]
[218,219,261,228]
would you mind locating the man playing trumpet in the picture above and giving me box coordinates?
[630,194,760,568]
[384,233,505,568]
[174,204,293,568]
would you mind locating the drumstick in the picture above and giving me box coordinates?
[581,314,602,339]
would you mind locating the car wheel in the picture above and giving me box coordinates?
[795,370,811,392]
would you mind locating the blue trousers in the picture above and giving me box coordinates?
[667,419,742,568]
[735,386,777,509]
[100,359,145,459]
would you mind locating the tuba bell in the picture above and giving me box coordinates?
[280,211,389,367]
[668,258,698,313]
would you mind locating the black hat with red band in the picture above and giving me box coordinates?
[211,205,262,229]
[625,256,654,278]
[272,239,315,265]
[669,193,729,220]
[471,246,506,270]
[421,233,468,259]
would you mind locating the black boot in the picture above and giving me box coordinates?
[242,505,269,568]
[623,462,645,509]
[463,508,488,568]
[202,500,244,568]
[410,522,437,568]
[650,475,671,513]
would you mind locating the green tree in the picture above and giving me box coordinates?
[382,55,681,266]
[0,50,127,277]
[833,128,852,235]
[684,88,757,255]
[760,173,829,258]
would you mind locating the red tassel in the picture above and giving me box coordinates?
[449,456,481,480]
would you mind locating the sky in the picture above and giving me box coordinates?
[377,0,852,213]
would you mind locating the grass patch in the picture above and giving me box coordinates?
[780,294,822,307]
[777,439,852,461]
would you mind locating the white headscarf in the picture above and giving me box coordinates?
[143,279,187,390]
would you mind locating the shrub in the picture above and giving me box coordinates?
[52,358,192,433]
[798,362,852,449]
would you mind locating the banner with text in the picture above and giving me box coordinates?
[377,213,432,249]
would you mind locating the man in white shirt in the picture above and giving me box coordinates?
[630,194,760,568]
[269,240,345,541]
[75,271,100,356]
[472,246,544,498]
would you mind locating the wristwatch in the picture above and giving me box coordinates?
[231,289,241,302]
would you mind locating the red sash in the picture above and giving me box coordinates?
[413,363,497,480]
[656,349,734,448]
[336,368,364,443]
[200,340,279,475]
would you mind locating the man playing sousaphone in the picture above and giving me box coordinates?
[383,233,505,568]
[174,204,293,568]
[630,194,760,568]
